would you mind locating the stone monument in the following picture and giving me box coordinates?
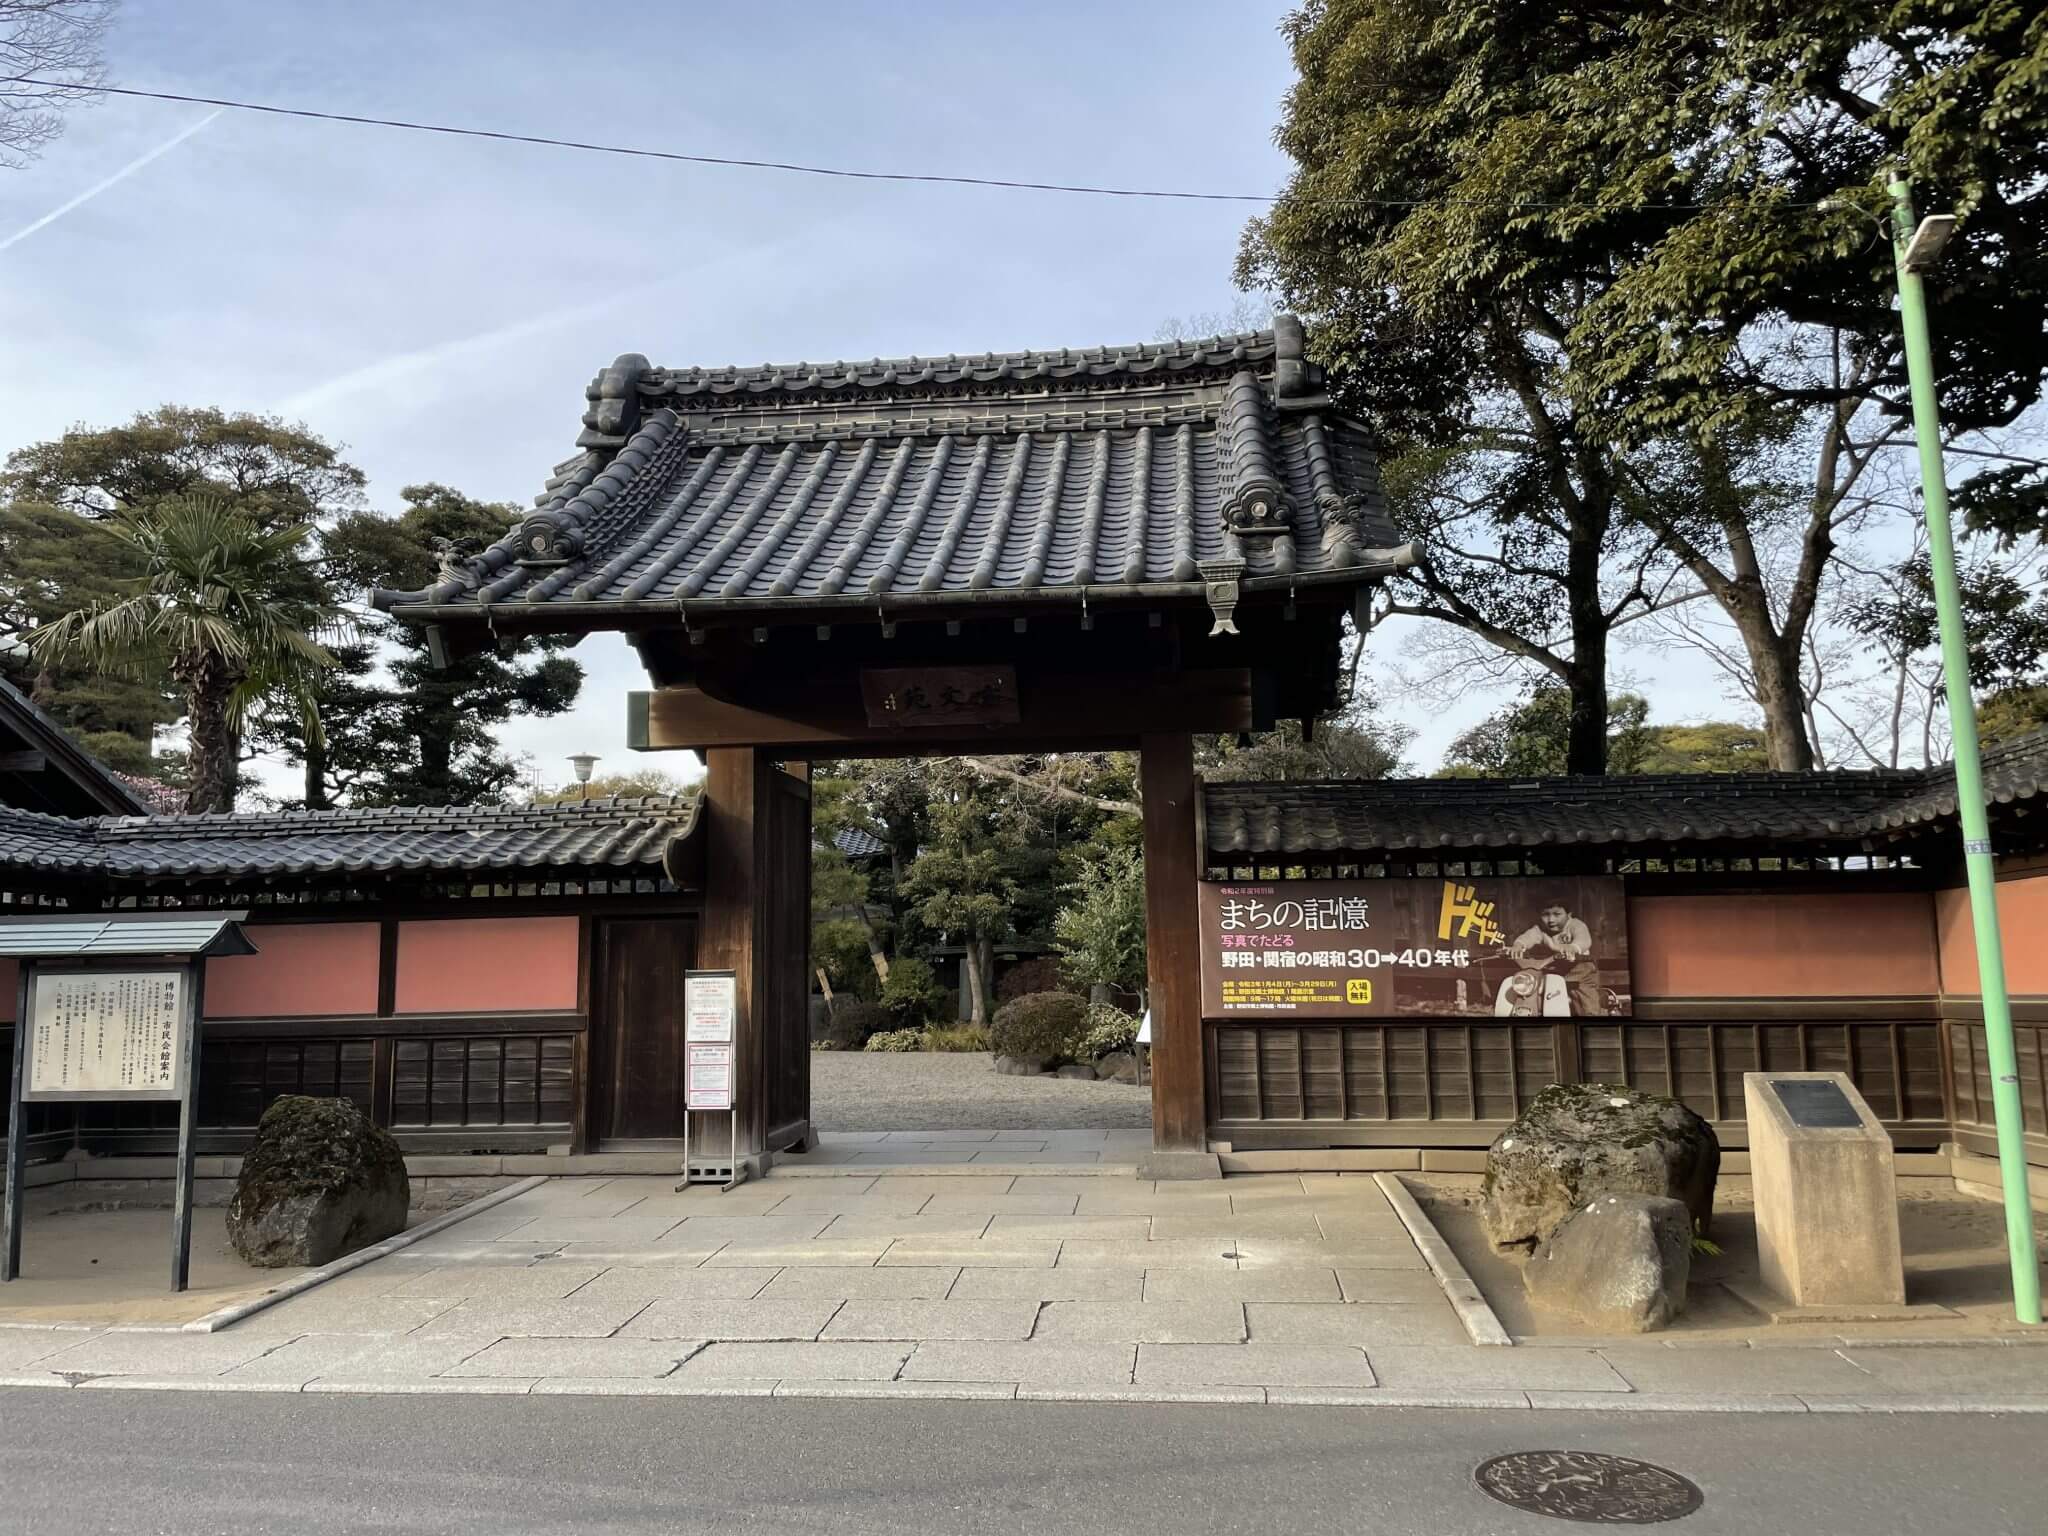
[1743,1071,1905,1307]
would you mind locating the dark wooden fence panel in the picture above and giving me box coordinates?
[391,1034,576,1129]
[1948,1019,2048,1163]
[1211,1019,1947,1147]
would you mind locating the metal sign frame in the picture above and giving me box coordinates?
[3,955,208,1291]
[678,968,743,1191]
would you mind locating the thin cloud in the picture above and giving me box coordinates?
[0,110,226,253]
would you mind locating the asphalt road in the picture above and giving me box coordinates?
[0,1389,2031,1536]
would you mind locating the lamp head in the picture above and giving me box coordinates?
[568,753,600,784]
[1902,214,1955,273]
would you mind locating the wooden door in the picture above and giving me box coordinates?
[595,916,696,1141]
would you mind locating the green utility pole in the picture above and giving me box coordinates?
[1888,177,2041,1325]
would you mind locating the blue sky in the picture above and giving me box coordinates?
[0,0,1737,793]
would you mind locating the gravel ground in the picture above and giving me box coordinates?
[809,1050,1152,1131]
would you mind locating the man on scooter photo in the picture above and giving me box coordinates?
[1507,902,1605,1016]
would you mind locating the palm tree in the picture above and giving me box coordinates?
[32,496,339,812]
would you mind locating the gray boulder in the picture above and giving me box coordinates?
[993,1054,1045,1076]
[1095,1052,1138,1083]
[1055,1063,1095,1080]
[227,1095,409,1267]
[1482,1082,1718,1249]
[1524,1193,1693,1333]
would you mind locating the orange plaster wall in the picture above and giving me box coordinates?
[0,958,17,1023]
[1628,891,1939,998]
[204,922,382,1019]
[1935,874,2048,996]
[393,916,579,1015]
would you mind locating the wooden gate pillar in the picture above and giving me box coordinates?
[1141,732,1207,1151]
[699,747,773,1164]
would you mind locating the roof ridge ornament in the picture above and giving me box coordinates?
[577,352,652,449]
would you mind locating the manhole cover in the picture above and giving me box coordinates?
[1474,1451,1703,1524]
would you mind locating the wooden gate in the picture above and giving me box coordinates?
[593,915,698,1142]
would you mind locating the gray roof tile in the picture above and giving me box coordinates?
[1203,730,2048,857]
[0,798,698,884]
[372,320,1407,621]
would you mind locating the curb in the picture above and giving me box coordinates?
[8,1375,2048,1413]
[171,1175,550,1334]
[1374,1172,1513,1347]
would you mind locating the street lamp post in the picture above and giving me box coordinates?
[1888,177,2042,1325]
[567,753,600,802]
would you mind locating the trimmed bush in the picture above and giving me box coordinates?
[923,1024,992,1052]
[880,956,946,1026]
[997,955,1069,1003]
[1074,1003,1139,1060]
[825,997,891,1049]
[863,1028,926,1052]
[989,991,1090,1063]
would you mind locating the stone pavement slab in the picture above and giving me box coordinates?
[0,1330,84,1371]
[227,1333,497,1385]
[1335,1269,1469,1304]
[621,1299,841,1341]
[445,1337,699,1378]
[1246,1301,1467,1346]
[879,1241,1058,1268]
[822,1301,1039,1341]
[673,1341,911,1381]
[665,1215,835,1245]
[918,1193,1079,1216]
[815,1213,999,1240]
[532,1376,780,1396]
[1236,1240,1425,1269]
[567,1267,778,1303]
[418,1296,653,1338]
[1149,1213,1324,1241]
[705,1242,890,1269]
[901,1340,1136,1387]
[1034,1301,1247,1344]
[1836,1343,2048,1393]
[230,1294,462,1336]
[1143,1267,1341,1302]
[1135,1342,1375,1389]
[1366,1345,1630,1392]
[37,1331,278,1378]
[758,1267,961,1300]
[1056,1239,1238,1269]
[946,1268,1143,1302]
[1596,1343,1883,1396]
[495,1216,682,1246]
[385,1263,607,1300]
[981,1213,1152,1240]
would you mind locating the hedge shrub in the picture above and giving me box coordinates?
[989,991,1089,1062]
[863,1027,925,1052]
[1074,1003,1139,1060]
[825,998,891,1049]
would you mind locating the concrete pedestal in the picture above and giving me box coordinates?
[1744,1071,1905,1307]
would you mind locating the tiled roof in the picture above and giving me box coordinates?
[0,677,151,817]
[0,797,699,883]
[371,317,1411,625]
[831,826,889,860]
[1202,731,2048,857]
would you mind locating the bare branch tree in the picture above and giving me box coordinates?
[0,2,117,169]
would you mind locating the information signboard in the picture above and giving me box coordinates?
[685,1043,735,1112]
[685,971,737,1043]
[1197,876,1631,1020]
[24,969,188,1101]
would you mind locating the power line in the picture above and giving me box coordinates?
[11,75,1839,214]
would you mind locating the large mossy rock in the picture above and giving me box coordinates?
[1524,1193,1693,1333]
[227,1095,409,1267]
[1482,1082,1718,1250]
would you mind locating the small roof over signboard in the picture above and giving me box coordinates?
[0,911,257,959]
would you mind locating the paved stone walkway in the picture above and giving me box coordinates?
[3,1173,2045,1410]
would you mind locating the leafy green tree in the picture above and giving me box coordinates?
[2,407,366,780]
[1442,688,1768,777]
[1979,686,2048,747]
[0,500,176,770]
[2,405,365,528]
[1243,1,2048,770]
[897,765,1019,1026]
[1053,847,1149,1003]
[32,498,338,811]
[274,483,583,808]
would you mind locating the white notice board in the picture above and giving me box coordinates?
[685,972,736,1042]
[24,969,189,1101]
[683,970,737,1112]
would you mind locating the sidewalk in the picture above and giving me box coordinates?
[3,1171,2044,1411]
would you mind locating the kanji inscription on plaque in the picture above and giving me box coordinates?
[24,970,187,1100]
